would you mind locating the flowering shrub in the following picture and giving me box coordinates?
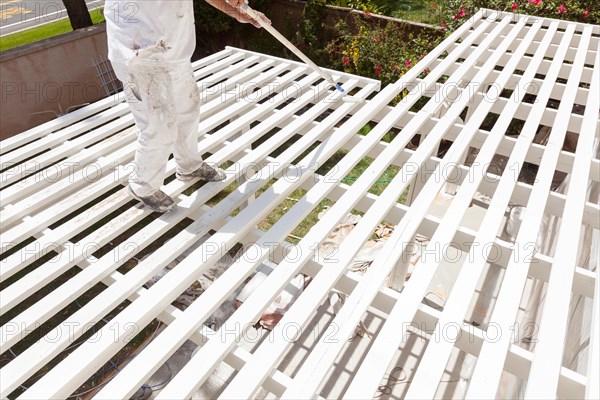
[326,19,438,85]
[433,0,598,27]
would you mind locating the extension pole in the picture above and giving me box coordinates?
[239,1,364,103]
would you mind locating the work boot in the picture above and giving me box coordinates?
[176,161,226,182]
[127,185,175,213]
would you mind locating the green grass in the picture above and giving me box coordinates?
[249,124,408,244]
[389,0,438,24]
[0,8,105,52]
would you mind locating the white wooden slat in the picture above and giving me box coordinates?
[0,60,286,204]
[287,241,587,398]
[0,115,134,194]
[415,76,591,134]
[345,18,566,400]
[0,48,234,156]
[284,208,588,399]
[1,79,343,395]
[0,70,325,353]
[588,254,600,399]
[3,57,258,225]
[84,210,334,399]
[91,82,378,400]
[1,13,597,398]
[300,170,596,300]
[0,126,135,206]
[7,211,307,399]
[227,138,597,306]
[151,12,491,399]
[11,80,364,396]
[0,51,241,170]
[0,94,122,155]
[281,15,537,399]
[367,104,599,183]
[0,69,337,323]
[0,143,133,235]
[0,63,306,284]
[444,37,598,79]
[445,56,595,99]
[9,78,367,399]
[91,223,326,399]
[408,80,589,137]
[523,33,599,399]
[404,21,581,400]
[0,102,130,176]
[229,136,594,303]
[468,29,600,398]
[483,7,600,31]
[226,46,382,89]
[0,60,305,254]
[252,112,600,231]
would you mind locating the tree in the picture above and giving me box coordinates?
[62,0,93,30]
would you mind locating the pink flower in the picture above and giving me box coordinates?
[374,65,383,76]
[458,8,466,17]
[557,4,567,14]
[511,2,519,11]
[528,0,535,3]
[535,0,541,5]
[405,59,412,68]
[584,8,589,17]
[341,56,351,66]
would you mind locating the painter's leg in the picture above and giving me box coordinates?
[112,60,177,197]
[171,62,205,175]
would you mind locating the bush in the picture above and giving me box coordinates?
[192,0,273,52]
[326,18,438,85]
[326,0,388,14]
[432,0,598,29]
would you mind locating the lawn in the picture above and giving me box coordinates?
[247,124,408,244]
[388,0,438,24]
[0,8,105,52]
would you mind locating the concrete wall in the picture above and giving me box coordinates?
[0,24,109,140]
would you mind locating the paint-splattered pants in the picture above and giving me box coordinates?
[112,60,204,197]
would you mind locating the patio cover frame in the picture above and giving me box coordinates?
[1,8,599,399]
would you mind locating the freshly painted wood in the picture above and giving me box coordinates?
[1,12,597,399]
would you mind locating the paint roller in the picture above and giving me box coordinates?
[237,1,365,104]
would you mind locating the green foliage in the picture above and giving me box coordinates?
[295,0,329,63]
[192,0,272,33]
[192,0,272,53]
[326,0,388,14]
[193,0,240,33]
[0,8,105,52]
[432,0,598,29]
[326,18,438,85]
[389,0,439,24]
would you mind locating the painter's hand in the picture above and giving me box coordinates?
[236,9,271,29]
[225,0,245,6]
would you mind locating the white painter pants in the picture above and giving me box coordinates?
[112,60,204,197]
